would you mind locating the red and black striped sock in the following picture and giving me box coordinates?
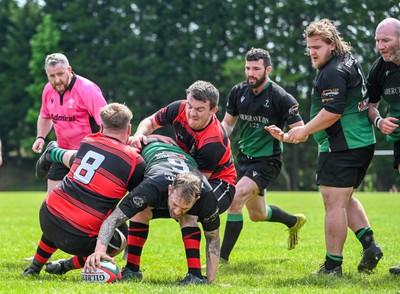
[69,255,85,269]
[181,226,202,278]
[125,221,149,272]
[31,234,58,271]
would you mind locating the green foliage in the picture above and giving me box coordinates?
[1,191,400,293]
[26,14,61,123]
[0,0,42,156]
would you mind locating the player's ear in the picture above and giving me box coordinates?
[211,106,219,114]
[100,124,104,133]
[127,124,132,136]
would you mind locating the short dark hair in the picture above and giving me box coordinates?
[186,80,219,109]
[245,48,272,67]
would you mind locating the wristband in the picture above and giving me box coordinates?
[374,117,381,129]
[36,136,46,141]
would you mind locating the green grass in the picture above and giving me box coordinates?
[1,191,399,293]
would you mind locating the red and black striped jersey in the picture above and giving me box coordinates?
[45,133,146,237]
[154,100,236,186]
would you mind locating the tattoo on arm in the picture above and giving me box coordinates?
[205,229,220,258]
[97,207,128,246]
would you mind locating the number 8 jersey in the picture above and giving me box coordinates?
[45,132,146,237]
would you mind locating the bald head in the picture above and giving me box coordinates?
[375,17,400,64]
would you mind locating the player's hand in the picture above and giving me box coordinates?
[288,126,308,144]
[264,125,284,142]
[379,117,398,135]
[83,252,114,272]
[32,138,45,154]
[127,133,147,149]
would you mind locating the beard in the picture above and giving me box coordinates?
[247,74,266,89]
[386,48,400,63]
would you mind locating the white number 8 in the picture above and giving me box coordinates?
[73,151,105,184]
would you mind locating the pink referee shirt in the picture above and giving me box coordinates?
[40,74,107,150]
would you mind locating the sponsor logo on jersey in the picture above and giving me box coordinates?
[239,114,269,124]
[322,88,339,98]
[132,196,145,208]
[384,87,400,96]
[358,97,370,112]
[240,96,246,103]
[344,56,356,67]
[51,114,76,124]
[321,88,339,103]
[288,104,299,116]
[67,98,75,109]
[252,171,258,178]
[203,209,219,223]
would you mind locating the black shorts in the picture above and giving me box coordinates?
[48,162,70,181]
[208,179,235,214]
[237,151,282,196]
[39,204,123,257]
[392,141,400,169]
[316,144,375,188]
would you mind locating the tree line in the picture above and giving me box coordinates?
[0,0,399,191]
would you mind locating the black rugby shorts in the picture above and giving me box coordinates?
[316,144,374,188]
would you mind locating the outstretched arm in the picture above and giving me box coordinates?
[265,121,308,144]
[83,207,129,272]
[221,113,238,137]
[128,115,161,149]
[204,228,220,283]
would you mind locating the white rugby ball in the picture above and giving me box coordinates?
[82,260,121,283]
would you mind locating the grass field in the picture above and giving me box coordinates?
[0,191,399,293]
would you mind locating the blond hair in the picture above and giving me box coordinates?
[303,19,351,55]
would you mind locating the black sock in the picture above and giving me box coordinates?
[266,205,297,228]
[30,258,44,272]
[355,227,375,250]
[220,214,243,261]
[325,253,343,269]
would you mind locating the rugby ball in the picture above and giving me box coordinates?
[82,260,121,283]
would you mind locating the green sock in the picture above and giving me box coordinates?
[48,147,67,163]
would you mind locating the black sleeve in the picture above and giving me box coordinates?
[119,179,165,219]
[154,100,183,126]
[319,66,348,114]
[367,58,383,103]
